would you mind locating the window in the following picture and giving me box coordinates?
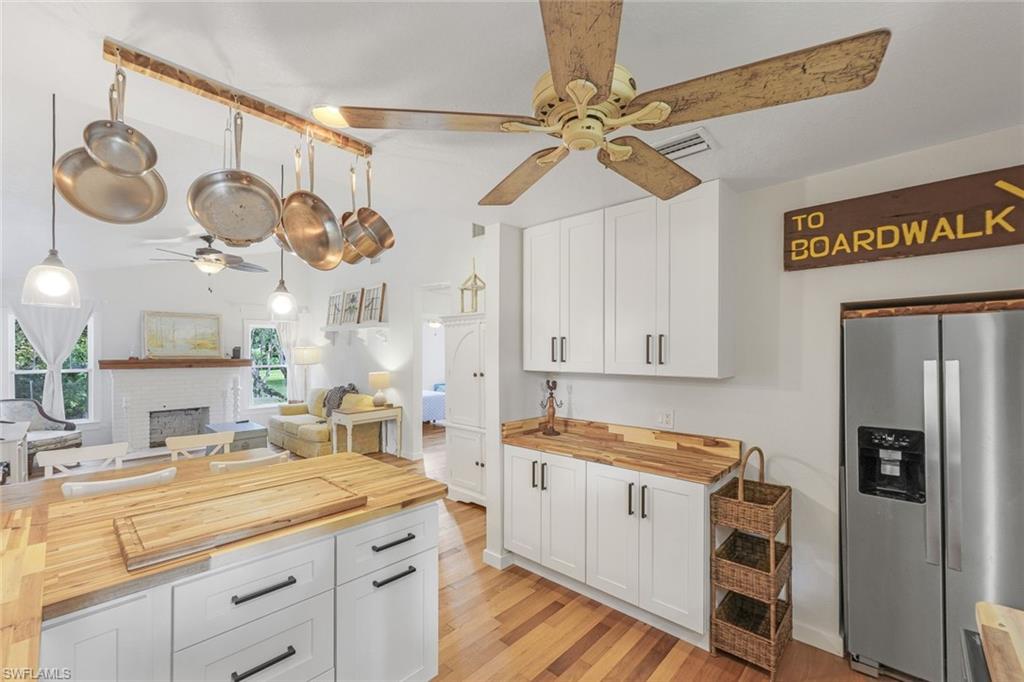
[248,323,288,406]
[11,317,94,420]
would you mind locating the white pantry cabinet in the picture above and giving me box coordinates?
[503,446,587,581]
[443,313,488,506]
[522,209,604,373]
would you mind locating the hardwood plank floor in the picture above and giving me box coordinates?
[360,426,872,681]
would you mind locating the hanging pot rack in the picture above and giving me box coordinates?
[101,37,372,158]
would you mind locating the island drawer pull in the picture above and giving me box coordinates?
[372,532,416,553]
[230,645,296,681]
[372,565,417,589]
[231,575,297,605]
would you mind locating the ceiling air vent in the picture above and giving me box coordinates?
[654,127,712,161]
[472,223,486,238]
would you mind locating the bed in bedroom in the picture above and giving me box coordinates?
[422,383,446,423]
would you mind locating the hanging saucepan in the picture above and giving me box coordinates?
[187,110,281,247]
[53,85,167,224]
[282,137,344,270]
[343,159,394,257]
[272,164,293,252]
[83,67,158,176]
[338,165,363,264]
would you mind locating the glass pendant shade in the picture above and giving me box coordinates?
[194,258,226,274]
[22,249,80,308]
[268,279,297,320]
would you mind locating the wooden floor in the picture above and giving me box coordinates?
[359,426,870,681]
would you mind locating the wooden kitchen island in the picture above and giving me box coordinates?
[1,452,447,681]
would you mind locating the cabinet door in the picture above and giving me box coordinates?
[656,181,731,378]
[560,210,604,373]
[40,587,170,681]
[541,452,587,581]
[604,197,658,376]
[585,462,640,604]
[337,548,439,682]
[446,427,484,499]
[503,445,542,562]
[638,472,707,632]
[523,220,561,371]
[445,322,482,428]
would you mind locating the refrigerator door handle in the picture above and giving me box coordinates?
[923,360,942,566]
[944,359,963,572]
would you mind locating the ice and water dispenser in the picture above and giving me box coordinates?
[857,426,926,503]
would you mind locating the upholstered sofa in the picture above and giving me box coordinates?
[267,388,380,458]
[0,399,82,474]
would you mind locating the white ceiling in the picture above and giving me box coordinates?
[2,1,1022,277]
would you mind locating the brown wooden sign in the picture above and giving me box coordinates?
[783,165,1024,270]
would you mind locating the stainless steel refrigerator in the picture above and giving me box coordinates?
[842,310,1024,681]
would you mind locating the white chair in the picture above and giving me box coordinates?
[60,467,177,499]
[209,452,289,473]
[166,432,233,461]
[37,442,130,478]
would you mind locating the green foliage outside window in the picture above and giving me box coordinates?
[13,320,91,419]
[250,326,287,405]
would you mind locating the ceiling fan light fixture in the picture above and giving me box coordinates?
[194,258,226,274]
[311,106,349,128]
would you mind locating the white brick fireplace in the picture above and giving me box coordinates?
[109,367,243,451]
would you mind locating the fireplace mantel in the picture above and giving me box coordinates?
[99,358,252,370]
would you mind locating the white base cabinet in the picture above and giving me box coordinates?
[446,426,486,506]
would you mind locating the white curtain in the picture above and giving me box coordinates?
[12,301,95,420]
[275,320,302,402]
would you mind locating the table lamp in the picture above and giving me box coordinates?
[292,345,322,398]
[368,371,390,407]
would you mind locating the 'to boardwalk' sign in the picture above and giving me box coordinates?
[783,165,1024,271]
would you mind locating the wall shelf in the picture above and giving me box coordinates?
[98,358,252,370]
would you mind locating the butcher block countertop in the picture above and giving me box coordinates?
[502,417,741,485]
[0,451,447,675]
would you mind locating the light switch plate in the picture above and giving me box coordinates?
[656,409,674,429]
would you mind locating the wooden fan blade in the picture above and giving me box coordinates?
[226,262,268,273]
[312,106,539,132]
[479,147,568,206]
[597,136,701,200]
[540,0,623,102]
[627,29,891,130]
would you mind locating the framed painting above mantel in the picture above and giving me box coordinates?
[142,311,222,358]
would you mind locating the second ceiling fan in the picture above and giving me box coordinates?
[313,1,890,205]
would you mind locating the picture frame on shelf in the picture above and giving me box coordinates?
[340,288,364,325]
[326,292,344,327]
[360,283,387,324]
[142,311,221,358]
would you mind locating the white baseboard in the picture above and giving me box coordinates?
[793,621,844,656]
[511,554,710,652]
[482,548,514,570]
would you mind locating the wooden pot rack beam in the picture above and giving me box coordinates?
[102,37,372,157]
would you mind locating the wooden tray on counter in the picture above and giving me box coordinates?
[114,476,366,570]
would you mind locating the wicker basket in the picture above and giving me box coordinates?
[711,447,792,537]
[714,531,792,602]
[712,591,793,675]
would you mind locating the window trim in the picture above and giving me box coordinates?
[244,320,288,409]
[8,314,96,423]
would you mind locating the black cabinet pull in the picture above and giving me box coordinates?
[658,335,665,365]
[560,337,566,362]
[641,485,648,519]
[541,462,548,490]
[230,645,296,681]
[231,576,297,605]
[472,371,478,377]
[373,565,417,588]
[531,460,538,488]
[645,335,653,365]
[372,532,416,553]
[551,337,557,362]
[628,482,635,515]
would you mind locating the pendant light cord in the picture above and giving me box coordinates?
[51,92,56,251]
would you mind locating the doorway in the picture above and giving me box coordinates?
[421,319,446,481]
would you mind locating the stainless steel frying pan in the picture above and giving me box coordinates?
[83,69,158,176]
[187,111,281,247]
[282,140,343,270]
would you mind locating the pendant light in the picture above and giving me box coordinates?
[22,94,80,308]
[267,247,297,320]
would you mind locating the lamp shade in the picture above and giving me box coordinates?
[22,250,80,308]
[368,371,390,391]
[292,346,322,366]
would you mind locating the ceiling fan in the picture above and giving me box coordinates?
[312,1,890,205]
[149,235,269,274]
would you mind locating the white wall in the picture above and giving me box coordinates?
[536,125,1024,654]
[421,323,445,391]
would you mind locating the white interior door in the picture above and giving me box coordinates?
[523,220,561,371]
[446,426,484,498]
[445,322,482,428]
[560,210,604,373]
[585,461,640,604]
[503,445,542,562]
[540,452,587,581]
[638,472,706,632]
[604,197,658,376]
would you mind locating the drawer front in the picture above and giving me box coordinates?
[173,591,333,682]
[337,549,439,682]
[336,504,438,585]
[173,537,333,649]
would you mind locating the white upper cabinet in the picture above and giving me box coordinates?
[522,211,604,373]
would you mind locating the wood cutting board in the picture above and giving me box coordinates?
[977,602,1024,682]
[114,476,367,571]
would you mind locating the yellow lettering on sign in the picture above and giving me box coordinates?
[986,206,1016,234]
[995,180,1024,200]
[808,211,825,229]
[790,238,809,260]
[931,217,956,242]
[791,214,808,231]
[902,220,929,245]
[955,213,983,239]
[853,229,875,251]
[878,225,900,249]
[831,233,852,255]
[810,236,830,258]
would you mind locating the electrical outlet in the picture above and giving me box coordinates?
[656,409,674,429]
